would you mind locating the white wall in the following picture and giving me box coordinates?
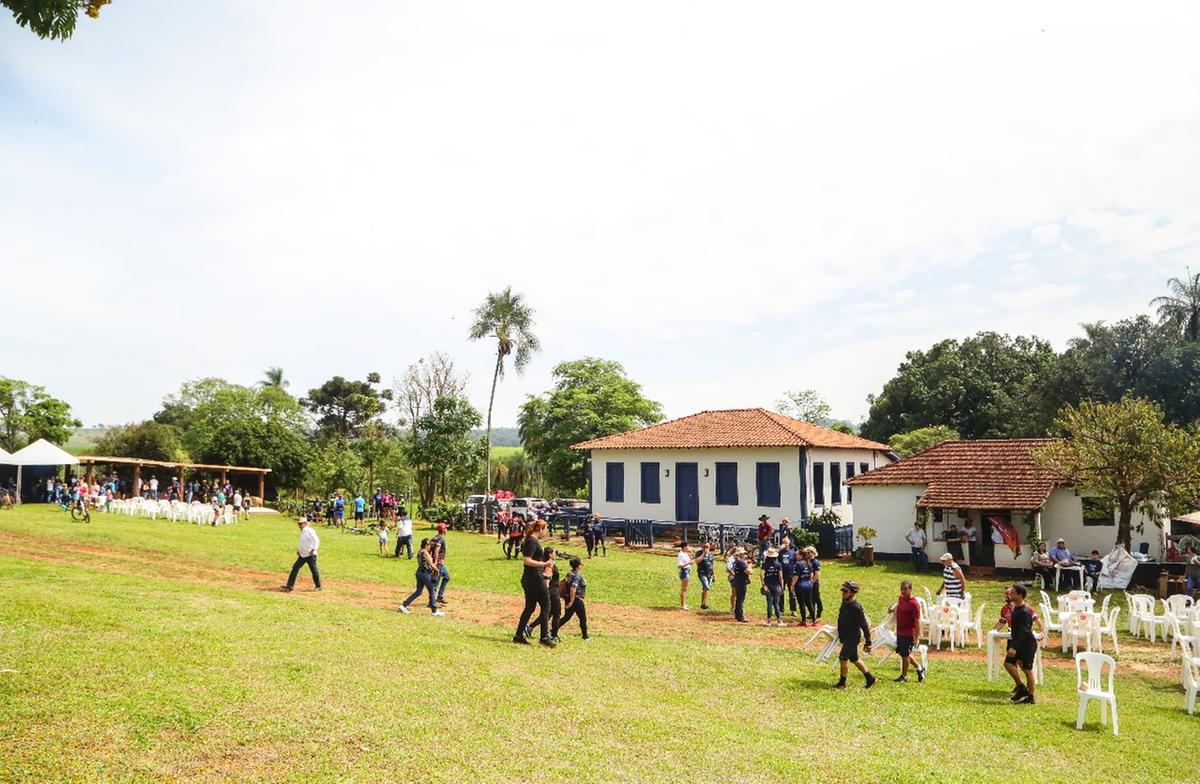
[848,484,927,553]
[1041,489,1163,558]
[806,446,893,525]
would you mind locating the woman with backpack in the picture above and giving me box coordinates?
[398,538,444,616]
[558,558,589,640]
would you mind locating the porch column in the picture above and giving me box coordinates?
[1034,509,1043,544]
[257,472,265,502]
[132,463,142,496]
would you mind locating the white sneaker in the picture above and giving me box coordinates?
[398,605,410,614]
[681,605,690,611]
[432,610,445,617]
[763,620,772,626]
[777,621,787,627]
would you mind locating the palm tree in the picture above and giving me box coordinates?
[260,366,289,390]
[1151,270,1200,341]
[469,287,540,533]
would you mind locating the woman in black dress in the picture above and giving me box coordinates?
[514,519,557,647]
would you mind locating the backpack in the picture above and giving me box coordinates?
[558,576,572,599]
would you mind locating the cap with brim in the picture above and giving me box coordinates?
[765,547,779,557]
[940,553,953,561]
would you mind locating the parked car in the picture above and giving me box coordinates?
[510,497,548,522]
[461,494,494,518]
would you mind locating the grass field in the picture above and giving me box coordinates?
[0,505,1195,783]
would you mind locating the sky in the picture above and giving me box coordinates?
[2,1,1198,431]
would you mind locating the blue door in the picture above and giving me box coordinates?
[675,462,699,521]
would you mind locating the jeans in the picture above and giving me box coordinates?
[286,554,321,589]
[765,585,782,620]
[583,533,595,558]
[757,540,769,566]
[394,535,412,559]
[785,580,798,613]
[560,598,588,638]
[437,564,450,600]
[812,580,824,618]
[1187,575,1200,594]
[534,586,562,637]
[733,582,748,621]
[911,546,927,572]
[517,575,551,640]
[796,585,815,623]
[402,570,438,612]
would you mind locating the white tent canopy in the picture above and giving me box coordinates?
[7,439,78,504]
[0,446,11,464]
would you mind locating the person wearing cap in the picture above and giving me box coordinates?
[730,548,752,622]
[677,541,694,611]
[432,523,450,605]
[937,552,966,600]
[760,546,785,626]
[281,518,322,592]
[1048,538,1080,590]
[805,545,824,619]
[778,517,792,546]
[835,580,876,689]
[756,515,773,566]
[793,546,816,625]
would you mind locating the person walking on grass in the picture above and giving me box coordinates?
[528,546,562,641]
[793,547,816,626]
[834,580,876,690]
[398,538,444,616]
[937,552,967,600]
[394,508,413,559]
[281,518,322,592]
[433,523,450,606]
[726,548,738,612]
[805,545,824,619]
[761,547,785,627]
[677,541,694,611]
[888,580,925,683]
[593,515,607,557]
[731,548,752,622]
[354,492,366,526]
[1003,583,1038,704]
[695,542,714,610]
[582,514,596,559]
[377,518,389,557]
[559,558,589,641]
[514,519,557,647]
[756,514,773,566]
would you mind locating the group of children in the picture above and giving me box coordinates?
[375,508,414,558]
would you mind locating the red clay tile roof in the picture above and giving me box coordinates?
[845,438,1068,510]
[570,408,892,451]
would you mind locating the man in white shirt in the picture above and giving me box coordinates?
[149,476,159,500]
[905,522,928,572]
[282,518,322,591]
[393,509,413,559]
[232,491,243,519]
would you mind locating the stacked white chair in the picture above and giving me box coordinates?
[958,604,986,647]
[1039,601,1063,644]
[1181,639,1200,714]
[932,605,961,650]
[1074,652,1119,736]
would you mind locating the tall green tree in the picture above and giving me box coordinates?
[861,332,1058,441]
[468,287,540,531]
[774,389,832,424]
[3,0,108,40]
[0,377,81,452]
[887,425,959,457]
[260,366,289,390]
[1150,270,1200,341]
[405,396,484,506]
[518,358,663,494]
[302,374,392,443]
[1035,397,1200,549]
[93,420,185,462]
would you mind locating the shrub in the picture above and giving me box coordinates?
[792,529,819,551]
[419,500,466,529]
[809,507,842,527]
[856,526,878,545]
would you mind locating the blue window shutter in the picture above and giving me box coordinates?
[605,462,624,503]
[812,462,825,506]
[859,462,870,475]
[845,462,855,503]
[755,462,781,507]
[830,462,842,505]
[640,462,660,503]
[715,462,738,505]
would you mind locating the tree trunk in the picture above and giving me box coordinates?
[483,350,503,535]
[1117,499,1133,551]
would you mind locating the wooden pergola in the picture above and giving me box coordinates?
[76,455,272,500]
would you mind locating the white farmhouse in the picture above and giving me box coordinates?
[845,438,1167,569]
[571,408,896,526]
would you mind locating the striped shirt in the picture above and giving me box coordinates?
[942,562,963,597]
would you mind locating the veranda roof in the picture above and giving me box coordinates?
[8,439,79,466]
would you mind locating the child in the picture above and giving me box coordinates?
[677,541,694,610]
[559,558,589,640]
[377,520,389,557]
[835,580,876,689]
[1083,550,1102,593]
[1003,583,1038,704]
[888,580,925,683]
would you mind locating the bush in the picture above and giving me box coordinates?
[419,500,466,529]
[792,529,819,551]
[270,496,307,518]
[809,507,842,527]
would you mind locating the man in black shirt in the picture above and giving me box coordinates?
[835,580,876,689]
[1003,583,1038,704]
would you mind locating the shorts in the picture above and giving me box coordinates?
[335,510,345,519]
[679,567,691,581]
[1004,643,1037,670]
[378,534,387,543]
[838,642,860,663]
[355,511,364,521]
[698,574,713,590]
[895,635,914,658]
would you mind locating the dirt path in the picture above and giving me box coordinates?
[0,528,1179,675]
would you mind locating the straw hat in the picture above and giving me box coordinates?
[765,547,779,558]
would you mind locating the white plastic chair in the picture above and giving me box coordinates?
[922,586,935,609]
[932,605,961,650]
[1096,607,1121,655]
[1123,592,1137,634]
[1129,595,1165,642]
[1169,613,1197,660]
[803,624,836,650]
[958,604,986,648]
[1062,611,1100,655]
[1074,652,1118,735]
[1039,589,1053,611]
[1181,639,1200,714]
[1039,601,1063,643]
[1097,592,1112,618]
[916,597,933,642]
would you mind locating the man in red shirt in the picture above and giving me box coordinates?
[888,580,925,683]
[756,515,773,566]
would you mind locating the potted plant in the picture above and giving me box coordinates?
[856,526,878,566]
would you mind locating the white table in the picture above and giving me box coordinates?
[986,630,1011,680]
[1055,563,1086,591]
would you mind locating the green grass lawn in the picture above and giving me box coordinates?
[0,504,1195,783]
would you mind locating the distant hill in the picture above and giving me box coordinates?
[67,427,109,451]
[470,427,521,447]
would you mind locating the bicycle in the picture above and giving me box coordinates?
[70,497,91,523]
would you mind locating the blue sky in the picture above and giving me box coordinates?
[2,1,1198,430]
